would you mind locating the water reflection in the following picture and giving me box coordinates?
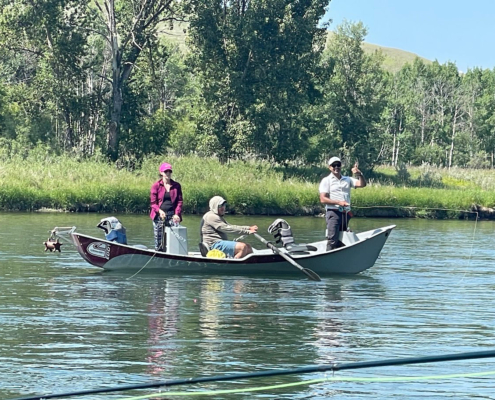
[145,281,180,376]
[2,213,495,399]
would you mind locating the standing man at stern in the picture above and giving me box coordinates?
[319,157,366,251]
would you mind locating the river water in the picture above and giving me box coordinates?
[1,212,495,399]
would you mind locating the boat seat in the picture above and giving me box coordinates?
[199,242,210,257]
[287,250,311,256]
[285,243,317,253]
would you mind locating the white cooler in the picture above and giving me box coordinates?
[165,225,188,255]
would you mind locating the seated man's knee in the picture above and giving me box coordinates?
[235,242,252,257]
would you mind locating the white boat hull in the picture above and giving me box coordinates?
[69,225,396,277]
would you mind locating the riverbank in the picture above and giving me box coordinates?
[1,154,495,219]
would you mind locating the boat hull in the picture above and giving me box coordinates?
[70,225,395,277]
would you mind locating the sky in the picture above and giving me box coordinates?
[323,0,495,72]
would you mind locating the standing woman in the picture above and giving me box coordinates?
[150,162,183,251]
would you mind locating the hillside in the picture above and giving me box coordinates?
[325,31,431,73]
[163,24,431,73]
[362,42,431,73]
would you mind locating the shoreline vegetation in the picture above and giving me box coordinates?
[1,154,495,220]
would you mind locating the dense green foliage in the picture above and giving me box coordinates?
[186,0,328,164]
[0,1,495,172]
[0,151,494,218]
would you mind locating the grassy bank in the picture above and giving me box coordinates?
[1,154,495,218]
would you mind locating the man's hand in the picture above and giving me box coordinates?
[352,161,367,188]
[351,161,362,175]
[249,225,258,234]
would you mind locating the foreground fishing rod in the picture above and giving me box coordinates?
[11,349,495,400]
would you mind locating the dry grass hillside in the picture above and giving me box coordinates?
[325,31,431,73]
[163,24,431,73]
[362,42,431,73]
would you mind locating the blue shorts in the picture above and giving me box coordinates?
[211,240,236,258]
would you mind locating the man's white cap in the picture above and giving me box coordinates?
[328,156,341,165]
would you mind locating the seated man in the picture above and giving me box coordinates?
[201,196,258,258]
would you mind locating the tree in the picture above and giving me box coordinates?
[472,68,495,167]
[187,0,328,163]
[380,72,408,166]
[90,0,184,161]
[0,0,92,150]
[321,21,386,172]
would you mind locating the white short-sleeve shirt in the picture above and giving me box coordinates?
[319,174,357,210]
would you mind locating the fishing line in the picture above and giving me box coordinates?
[11,350,495,400]
[121,369,495,400]
[168,225,188,254]
[353,205,480,283]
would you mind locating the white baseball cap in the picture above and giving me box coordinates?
[328,156,341,166]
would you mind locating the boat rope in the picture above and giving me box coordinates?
[120,369,495,400]
[127,225,189,279]
[10,349,495,400]
[126,252,158,280]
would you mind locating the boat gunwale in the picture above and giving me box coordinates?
[71,224,396,266]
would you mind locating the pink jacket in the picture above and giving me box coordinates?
[150,179,183,221]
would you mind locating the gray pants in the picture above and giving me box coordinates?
[326,209,350,250]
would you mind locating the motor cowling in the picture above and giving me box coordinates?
[97,217,127,244]
[267,218,294,247]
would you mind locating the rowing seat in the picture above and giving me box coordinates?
[286,243,317,256]
[199,242,210,257]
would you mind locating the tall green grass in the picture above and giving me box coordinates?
[1,154,495,218]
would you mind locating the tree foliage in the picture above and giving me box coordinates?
[187,0,328,163]
[0,3,494,171]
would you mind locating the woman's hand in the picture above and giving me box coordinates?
[172,214,180,223]
[158,210,166,220]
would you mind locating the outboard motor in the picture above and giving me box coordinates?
[268,218,294,247]
[268,218,317,254]
[97,217,127,245]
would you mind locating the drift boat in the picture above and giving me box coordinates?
[49,218,395,278]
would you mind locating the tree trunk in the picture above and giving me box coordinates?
[106,0,121,161]
[448,105,460,169]
[391,132,396,166]
[108,70,123,161]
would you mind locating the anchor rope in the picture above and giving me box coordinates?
[126,251,158,280]
[127,224,187,280]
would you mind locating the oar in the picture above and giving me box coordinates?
[253,233,321,281]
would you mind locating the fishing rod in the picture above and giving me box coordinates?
[11,349,495,400]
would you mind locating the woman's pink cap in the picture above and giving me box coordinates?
[159,162,173,172]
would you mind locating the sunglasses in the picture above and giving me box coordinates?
[331,163,342,168]
[163,170,172,173]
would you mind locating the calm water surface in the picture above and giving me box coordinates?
[1,212,495,399]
